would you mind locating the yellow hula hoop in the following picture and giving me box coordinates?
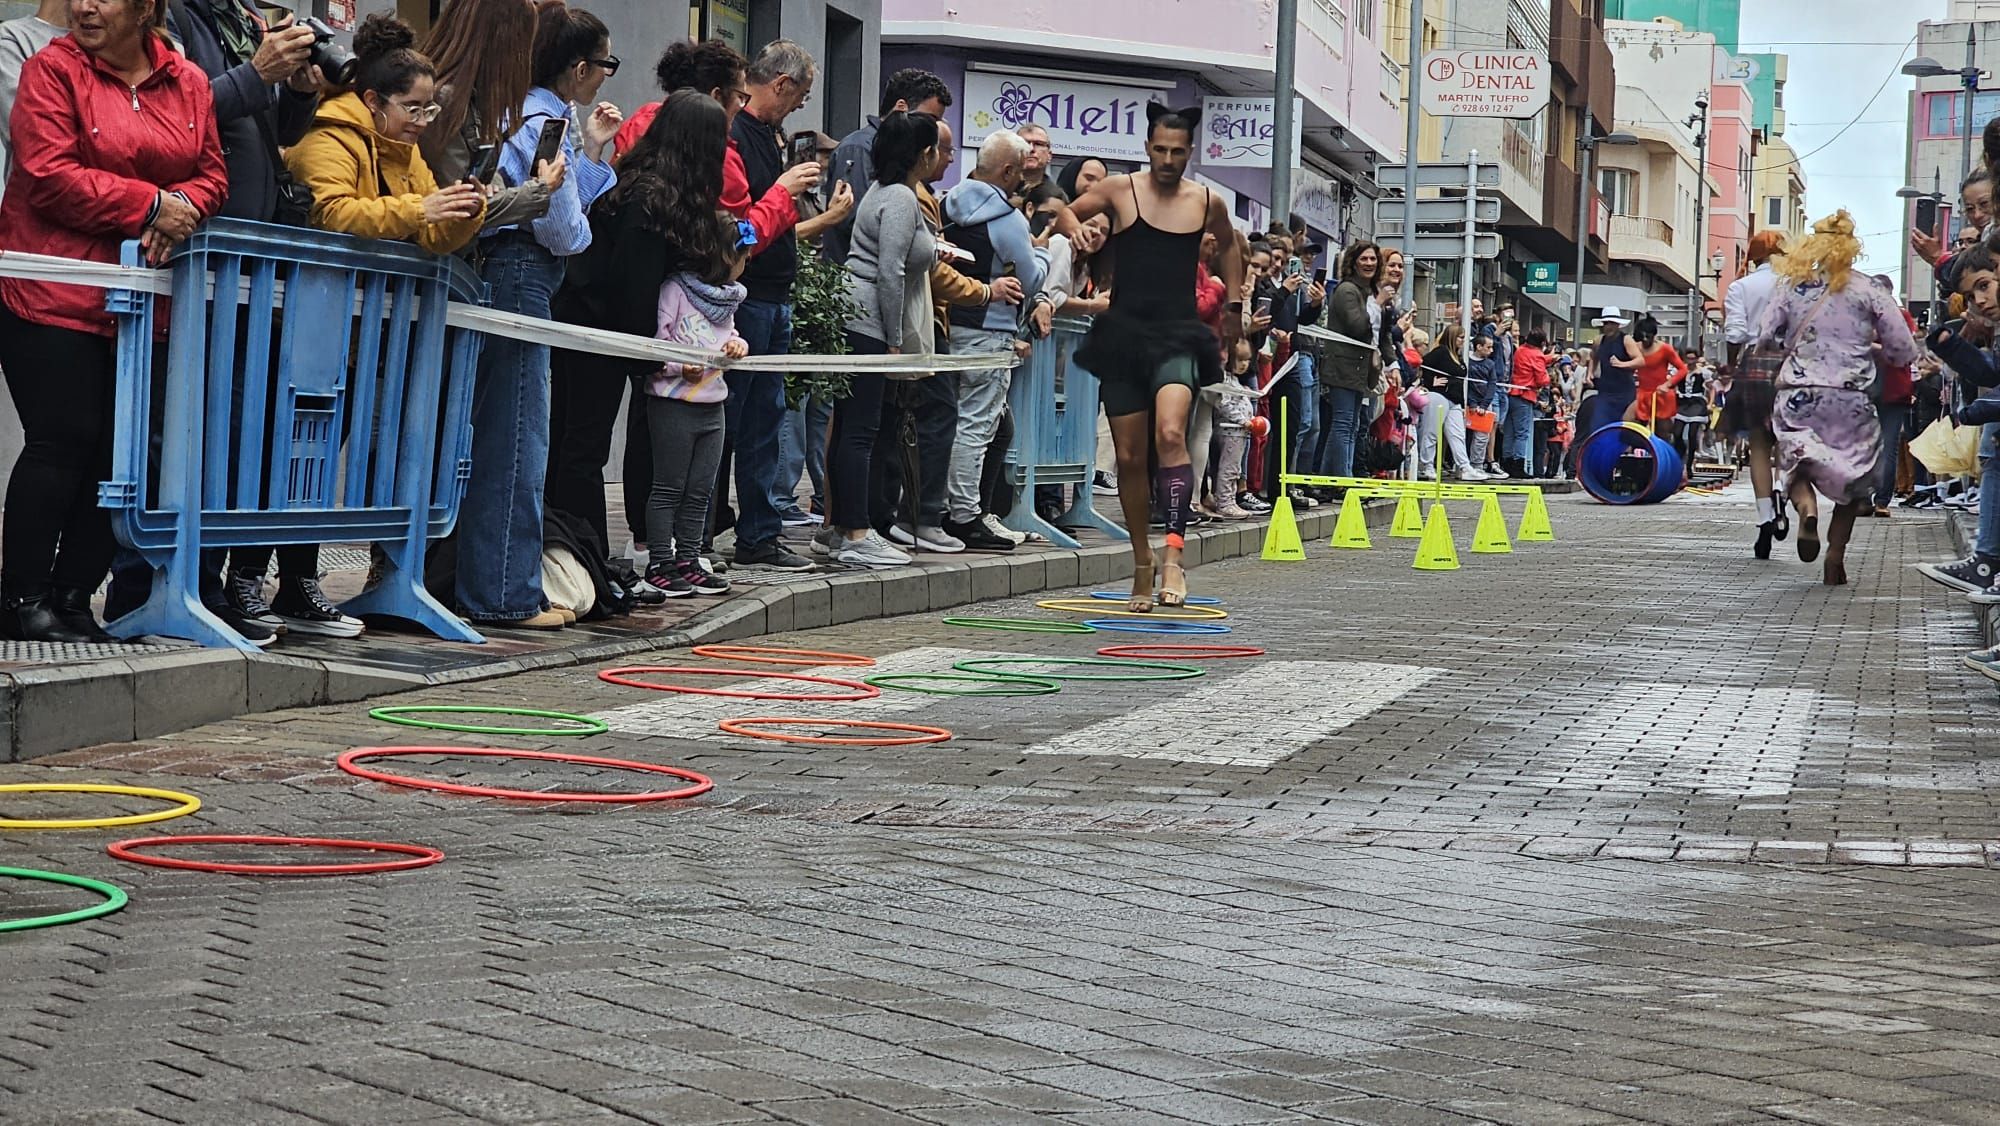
[1034,600,1229,620]
[0,782,203,830]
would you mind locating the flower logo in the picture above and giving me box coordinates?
[972,110,993,129]
[1208,142,1224,159]
[993,81,1033,127]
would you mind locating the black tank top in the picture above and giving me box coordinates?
[1108,178,1205,320]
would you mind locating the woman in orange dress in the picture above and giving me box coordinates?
[1615,314,1688,427]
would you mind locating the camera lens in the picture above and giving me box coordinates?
[302,17,359,87]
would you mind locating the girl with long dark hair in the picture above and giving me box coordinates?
[549,90,727,556]
[1319,240,1379,479]
[418,0,560,232]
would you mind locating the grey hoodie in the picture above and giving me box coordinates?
[942,177,1045,334]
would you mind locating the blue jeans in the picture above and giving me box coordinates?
[1873,402,1908,510]
[1503,396,1537,464]
[1291,353,1319,476]
[773,394,832,516]
[1978,422,1999,558]
[725,299,792,552]
[1321,385,1361,478]
[458,240,560,619]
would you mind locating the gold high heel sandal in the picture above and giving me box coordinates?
[1159,561,1187,607]
[1128,563,1155,613]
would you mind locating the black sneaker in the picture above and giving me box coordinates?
[1754,522,1776,561]
[206,598,277,647]
[731,540,814,571]
[943,517,1015,552]
[226,571,285,630]
[643,563,693,598]
[677,559,731,595]
[272,576,364,638]
[1970,565,2000,605]
[607,558,667,605]
[1920,556,1995,595]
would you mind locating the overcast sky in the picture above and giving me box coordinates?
[1740,0,1948,286]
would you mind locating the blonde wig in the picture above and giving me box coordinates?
[1774,210,1860,292]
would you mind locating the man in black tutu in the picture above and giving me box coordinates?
[1069,104,1245,610]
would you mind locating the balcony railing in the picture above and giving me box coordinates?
[1612,215,1675,245]
[1304,0,1345,51]
[1381,54,1404,107]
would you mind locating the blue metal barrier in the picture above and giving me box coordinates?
[1001,317,1127,547]
[102,219,488,652]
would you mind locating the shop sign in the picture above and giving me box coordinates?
[962,71,1169,161]
[1197,96,1304,169]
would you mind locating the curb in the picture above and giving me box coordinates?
[1,500,1387,763]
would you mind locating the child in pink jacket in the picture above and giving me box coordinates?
[641,212,753,597]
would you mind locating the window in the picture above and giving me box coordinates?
[1598,167,1636,216]
[1765,196,1784,227]
[1355,0,1375,39]
[1923,90,2000,139]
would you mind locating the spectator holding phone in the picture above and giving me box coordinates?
[0,0,227,641]
[419,0,561,239]
[286,15,484,254]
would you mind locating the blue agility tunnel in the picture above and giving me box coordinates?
[1578,422,1683,505]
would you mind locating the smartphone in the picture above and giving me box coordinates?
[1254,295,1274,317]
[1312,267,1328,287]
[468,143,500,184]
[1916,197,1940,238]
[787,131,817,168]
[1285,256,1304,278]
[532,117,569,171]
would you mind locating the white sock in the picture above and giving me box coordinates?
[1756,497,1776,524]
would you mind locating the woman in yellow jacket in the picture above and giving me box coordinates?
[285,14,484,256]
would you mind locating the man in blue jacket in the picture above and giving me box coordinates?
[940,130,1044,551]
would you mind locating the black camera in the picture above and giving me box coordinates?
[301,17,358,87]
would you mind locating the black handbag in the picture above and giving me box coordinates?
[255,111,314,227]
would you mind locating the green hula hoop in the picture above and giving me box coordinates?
[865,672,1063,697]
[941,616,1097,634]
[952,656,1206,682]
[368,705,609,738]
[0,866,128,933]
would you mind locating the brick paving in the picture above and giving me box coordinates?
[5,489,2000,1124]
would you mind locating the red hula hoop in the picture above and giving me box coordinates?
[106,834,445,876]
[337,747,715,802]
[597,665,879,701]
[716,718,953,746]
[1095,643,1266,660]
[690,645,877,667]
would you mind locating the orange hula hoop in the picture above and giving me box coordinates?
[716,718,952,746]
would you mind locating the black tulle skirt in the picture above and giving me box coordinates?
[1074,303,1225,404]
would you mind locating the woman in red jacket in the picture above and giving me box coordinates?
[0,0,226,641]
[1502,330,1551,478]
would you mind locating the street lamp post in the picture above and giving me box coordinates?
[1899,173,1948,326]
[1904,27,1983,185]
[1570,128,1641,350]
[1687,96,1710,357]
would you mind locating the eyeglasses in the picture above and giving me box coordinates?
[391,101,443,124]
[722,87,752,108]
[585,55,620,76]
[1025,139,1052,150]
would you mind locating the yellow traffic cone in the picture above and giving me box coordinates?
[1330,492,1372,549]
[1412,502,1460,571]
[1518,489,1555,542]
[1471,493,1513,554]
[1260,493,1306,561]
[1389,492,1423,538]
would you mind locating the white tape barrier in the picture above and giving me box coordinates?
[0,248,1016,376]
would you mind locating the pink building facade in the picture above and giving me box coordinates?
[1704,77,1755,310]
[881,0,1408,249]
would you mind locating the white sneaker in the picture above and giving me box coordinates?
[1459,467,1492,481]
[809,526,840,558]
[913,525,964,553]
[886,524,917,547]
[833,530,912,568]
[982,513,1027,545]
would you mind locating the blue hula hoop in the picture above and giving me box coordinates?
[1087,591,1222,606]
[1082,619,1233,635]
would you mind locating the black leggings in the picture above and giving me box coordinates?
[0,307,118,599]
[829,333,889,531]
